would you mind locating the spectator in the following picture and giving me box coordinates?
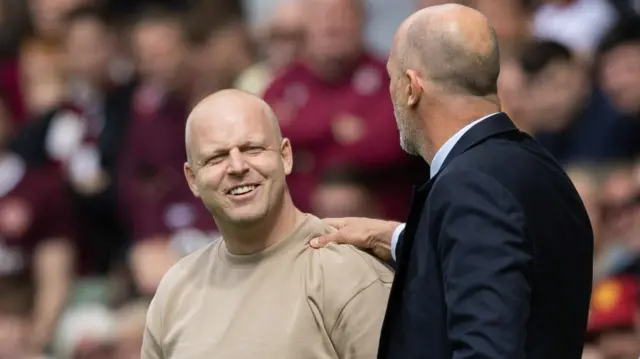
[263,0,417,220]
[186,5,254,103]
[596,15,640,118]
[27,0,91,41]
[587,275,640,359]
[19,38,66,119]
[0,94,75,354]
[311,166,382,218]
[566,166,608,278]
[235,0,305,96]
[518,40,640,164]
[12,4,134,275]
[599,167,640,277]
[120,6,218,295]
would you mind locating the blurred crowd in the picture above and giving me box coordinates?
[0,0,638,358]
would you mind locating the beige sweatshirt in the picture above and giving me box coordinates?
[141,214,393,359]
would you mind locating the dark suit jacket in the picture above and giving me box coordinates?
[378,113,594,359]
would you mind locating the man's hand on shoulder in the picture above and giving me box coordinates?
[309,217,399,261]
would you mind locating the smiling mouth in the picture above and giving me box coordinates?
[227,184,260,196]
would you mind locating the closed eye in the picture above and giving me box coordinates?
[243,146,264,155]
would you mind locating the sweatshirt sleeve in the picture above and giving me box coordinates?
[141,293,164,359]
[329,279,391,358]
[309,243,393,358]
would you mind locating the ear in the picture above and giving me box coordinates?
[405,69,422,108]
[184,162,200,198]
[280,138,293,175]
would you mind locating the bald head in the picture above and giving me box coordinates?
[185,89,282,165]
[395,4,500,96]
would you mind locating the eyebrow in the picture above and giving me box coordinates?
[197,138,269,163]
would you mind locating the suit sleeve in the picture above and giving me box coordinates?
[433,170,533,359]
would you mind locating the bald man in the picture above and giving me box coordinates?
[140,89,393,359]
[310,4,593,359]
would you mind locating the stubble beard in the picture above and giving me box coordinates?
[394,108,421,156]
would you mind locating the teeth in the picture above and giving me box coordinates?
[230,185,257,195]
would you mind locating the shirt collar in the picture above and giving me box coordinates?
[429,113,499,178]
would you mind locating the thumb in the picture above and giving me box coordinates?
[309,232,345,248]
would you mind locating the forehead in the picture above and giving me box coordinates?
[189,107,275,151]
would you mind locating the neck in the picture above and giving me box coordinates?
[218,192,303,255]
[419,95,501,163]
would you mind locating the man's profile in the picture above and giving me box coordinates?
[141,89,393,359]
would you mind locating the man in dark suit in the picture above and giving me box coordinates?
[310,4,594,359]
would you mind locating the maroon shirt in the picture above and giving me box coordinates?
[0,155,74,279]
[118,85,189,224]
[119,84,217,249]
[130,182,218,252]
[0,57,26,127]
[263,53,413,219]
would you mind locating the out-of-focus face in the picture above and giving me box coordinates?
[185,103,293,226]
[304,0,363,70]
[20,44,66,116]
[525,60,587,131]
[264,3,305,72]
[499,59,531,131]
[599,43,640,116]
[132,20,187,90]
[64,17,113,84]
[597,329,640,359]
[28,0,87,37]
[387,40,422,156]
[601,170,640,242]
[311,183,379,218]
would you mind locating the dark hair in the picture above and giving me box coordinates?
[597,15,640,56]
[518,40,573,77]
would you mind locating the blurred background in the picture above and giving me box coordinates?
[0,0,639,358]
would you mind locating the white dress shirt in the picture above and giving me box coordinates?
[390,113,498,261]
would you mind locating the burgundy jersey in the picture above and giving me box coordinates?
[129,181,218,256]
[118,85,190,219]
[0,154,74,278]
[263,53,413,219]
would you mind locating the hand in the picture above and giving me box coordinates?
[309,217,400,261]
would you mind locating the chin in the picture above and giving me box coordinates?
[227,208,269,226]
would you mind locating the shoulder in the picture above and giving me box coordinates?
[150,239,220,309]
[263,62,308,100]
[306,240,393,311]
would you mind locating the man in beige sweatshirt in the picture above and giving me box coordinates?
[141,89,393,359]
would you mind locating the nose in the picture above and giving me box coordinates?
[227,148,249,175]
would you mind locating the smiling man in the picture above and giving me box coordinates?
[140,89,393,359]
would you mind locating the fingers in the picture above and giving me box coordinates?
[309,232,346,248]
[321,217,348,229]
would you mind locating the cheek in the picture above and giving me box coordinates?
[196,167,225,192]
